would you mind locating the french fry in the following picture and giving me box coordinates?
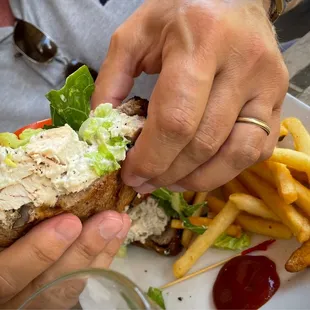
[208,196,291,239]
[289,168,309,185]
[222,178,250,200]
[236,214,292,239]
[238,171,310,243]
[247,162,275,186]
[265,161,298,204]
[183,191,195,203]
[269,148,310,176]
[279,124,289,141]
[229,193,280,221]
[181,192,208,248]
[294,180,310,217]
[282,117,310,155]
[171,217,242,238]
[207,196,226,214]
[173,201,240,278]
[285,240,310,272]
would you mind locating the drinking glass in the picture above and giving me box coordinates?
[18,268,159,310]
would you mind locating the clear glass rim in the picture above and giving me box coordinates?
[18,268,153,310]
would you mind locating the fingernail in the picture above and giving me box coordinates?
[55,219,81,241]
[99,214,123,240]
[166,185,186,192]
[125,174,149,187]
[134,183,157,194]
[117,214,132,239]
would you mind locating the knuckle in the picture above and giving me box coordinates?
[73,240,98,261]
[224,143,261,171]
[0,271,18,302]
[32,279,84,307]
[260,147,274,162]
[31,277,50,295]
[133,161,168,178]
[247,35,267,60]
[189,131,221,163]
[159,107,197,140]
[31,243,58,265]
[104,239,122,260]
[61,280,85,301]
[109,27,127,52]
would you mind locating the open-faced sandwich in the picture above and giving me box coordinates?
[0,66,249,260]
[0,66,148,247]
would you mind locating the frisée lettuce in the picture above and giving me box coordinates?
[79,104,130,176]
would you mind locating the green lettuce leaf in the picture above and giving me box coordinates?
[147,287,166,310]
[79,104,130,176]
[152,188,173,202]
[85,144,120,176]
[45,65,94,131]
[180,215,207,235]
[213,233,250,250]
[152,188,207,234]
[157,199,179,218]
[0,129,42,149]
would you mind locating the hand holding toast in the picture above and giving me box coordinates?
[0,211,130,309]
[93,0,288,193]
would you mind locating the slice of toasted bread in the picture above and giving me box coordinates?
[0,97,148,247]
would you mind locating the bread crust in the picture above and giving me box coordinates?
[0,97,148,247]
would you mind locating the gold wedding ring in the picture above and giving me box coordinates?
[236,117,271,136]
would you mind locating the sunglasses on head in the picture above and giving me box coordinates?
[13,19,98,80]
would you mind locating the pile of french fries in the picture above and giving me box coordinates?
[172,117,310,279]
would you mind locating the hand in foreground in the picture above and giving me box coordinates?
[0,211,131,309]
[92,0,288,193]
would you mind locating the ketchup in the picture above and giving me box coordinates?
[213,255,280,309]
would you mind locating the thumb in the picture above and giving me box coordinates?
[91,30,137,109]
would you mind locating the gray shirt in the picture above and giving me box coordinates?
[0,0,158,132]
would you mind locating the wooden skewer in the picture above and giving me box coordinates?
[160,253,241,290]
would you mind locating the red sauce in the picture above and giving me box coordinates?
[241,239,276,255]
[213,256,280,309]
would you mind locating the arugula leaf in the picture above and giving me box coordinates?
[152,188,173,201]
[180,215,207,235]
[182,201,206,217]
[157,199,179,218]
[213,233,250,250]
[45,65,94,131]
[147,287,166,310]
[152,188,207,234]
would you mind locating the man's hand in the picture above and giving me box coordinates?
[0,211,131,308]
[92,0,289,193]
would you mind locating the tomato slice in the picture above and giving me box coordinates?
[14,119,52,137]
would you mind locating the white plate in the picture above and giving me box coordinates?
[111,94,310,309]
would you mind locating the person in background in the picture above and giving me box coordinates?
[0,0,303,307]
